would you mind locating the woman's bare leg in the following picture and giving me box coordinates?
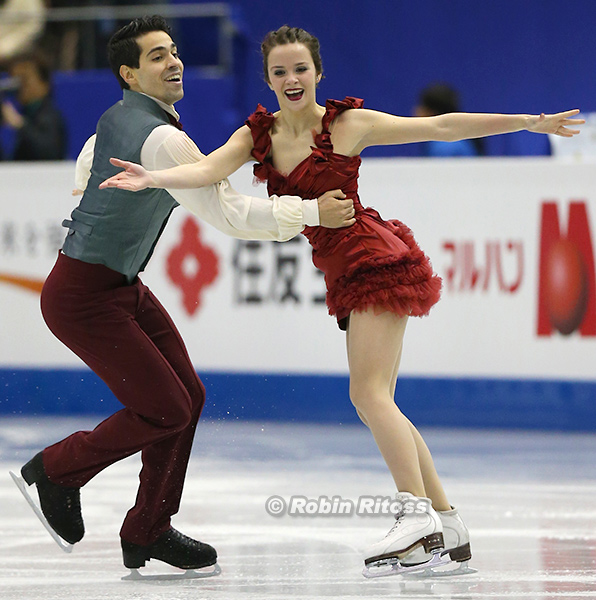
[347,308,425,496]
[405,421,450,510]
[388,352,451,510]
[349,308,450,510]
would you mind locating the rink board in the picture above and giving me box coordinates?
[1,368,595,431]
[0,159,595,429]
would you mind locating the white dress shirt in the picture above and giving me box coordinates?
[75,95,320,241]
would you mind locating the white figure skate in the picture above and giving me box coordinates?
[400,506,476,576]
[362,492,444,578]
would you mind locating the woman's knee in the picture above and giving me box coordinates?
[356,408,369,427]
[349,384,394,418]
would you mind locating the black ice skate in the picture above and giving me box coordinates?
[121,527,221,580]
[10,452,84,552]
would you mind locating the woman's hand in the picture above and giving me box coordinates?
[99,158,156,192]
[527,109,584,137]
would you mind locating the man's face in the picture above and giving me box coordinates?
[122,30,184,106]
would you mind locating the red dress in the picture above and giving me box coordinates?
[246,97,442,330]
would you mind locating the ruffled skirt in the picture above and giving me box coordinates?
[304,208,442,330]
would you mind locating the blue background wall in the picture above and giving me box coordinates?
[225,0,593,157]
[9,0,592,161]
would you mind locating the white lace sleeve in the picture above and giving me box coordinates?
[140,125,310,240]
[74,134,96,191]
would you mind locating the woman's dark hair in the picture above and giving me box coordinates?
[261,26,323,83]
[108,15,172,89]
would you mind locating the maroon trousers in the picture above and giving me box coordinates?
[40,253,206,545]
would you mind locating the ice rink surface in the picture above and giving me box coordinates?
[0,416,595,600]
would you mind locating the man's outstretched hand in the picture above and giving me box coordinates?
[99,158,155,191]
[317,189,356,228]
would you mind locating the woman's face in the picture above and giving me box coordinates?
[266,43,321,111]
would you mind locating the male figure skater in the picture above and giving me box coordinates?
[17,15,355,573]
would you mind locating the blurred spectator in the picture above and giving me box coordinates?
[38,0,83,71]
[0,75,20,160]
[1,51,67,160]
[38,0,167,71]
[0,0,46,61]
[414,83,484,157]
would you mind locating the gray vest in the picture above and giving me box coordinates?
[61,90,179,283]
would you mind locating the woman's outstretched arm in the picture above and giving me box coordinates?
[99,125,254,192]
[340,108,584,154]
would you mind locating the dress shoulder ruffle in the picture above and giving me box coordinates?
[321,97,364,130]
[315,97,364,151]
[245,104,275,162]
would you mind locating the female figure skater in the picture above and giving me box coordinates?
[100,26,583,577]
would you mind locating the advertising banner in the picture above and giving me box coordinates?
[1,158,594,425]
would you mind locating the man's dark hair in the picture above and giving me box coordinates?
[108,15,172,90]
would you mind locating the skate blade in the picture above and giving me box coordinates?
[362,551,445,579]
[9,471,74,554]
[402,559,478,578]
[122,562,222,581]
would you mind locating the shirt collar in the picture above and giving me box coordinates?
[139,92,180,123]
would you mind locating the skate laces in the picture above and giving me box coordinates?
[385,507,406,538]
[384,493,422,538]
